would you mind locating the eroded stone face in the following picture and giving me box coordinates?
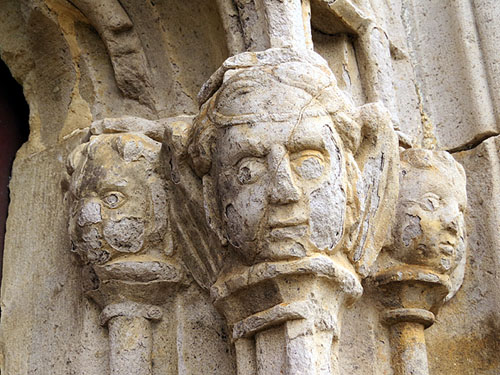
[67,133,168,265]
[184,50,399,277]
[392,149,467,275]
[216,104,346,264]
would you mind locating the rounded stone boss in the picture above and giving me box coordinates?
[66,131,170,266]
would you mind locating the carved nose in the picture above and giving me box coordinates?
[442,213,459,234]
[268,146,300,205]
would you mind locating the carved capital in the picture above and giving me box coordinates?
[165,47,399,374]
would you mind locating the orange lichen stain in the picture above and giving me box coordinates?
[394,322,426,346]
[427,330,500,374]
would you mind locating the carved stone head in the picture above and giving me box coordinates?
[66,132,170,266]
[190,65,349,265]
[178,49,399,277]
[392,149,467,275]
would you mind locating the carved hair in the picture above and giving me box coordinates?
[400,148,466,181]
[66,133,162,179]
[187,57,361,178]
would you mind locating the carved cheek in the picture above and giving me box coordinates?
[222,179,268,245]
[102,218,145,253]
[70,222,111,264]
[308,139,345,251]
[419,215,444,246]
[453,236,466,265]
[74,224,102,251]
[71,201,103,251]
[309,180,345,251]
[400,213,423,247]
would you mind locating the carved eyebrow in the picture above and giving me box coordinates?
[421,192,440,199]
[287,129,328,153]
[287,137,326,154]
[96,178,128,194]
[221,137,267,165]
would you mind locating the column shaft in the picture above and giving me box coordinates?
[108,316,153,375]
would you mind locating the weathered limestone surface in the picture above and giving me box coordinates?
[403,0,500,151]
[0,0,499,374]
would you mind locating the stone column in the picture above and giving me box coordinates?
[212,257,362,375]
[374,148,468,375]
[100,302,162,375]
[375,268,448,375]
[385,313,432,375]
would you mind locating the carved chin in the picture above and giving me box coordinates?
[102,218,145,253]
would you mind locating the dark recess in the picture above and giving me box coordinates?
[0,59,30,290]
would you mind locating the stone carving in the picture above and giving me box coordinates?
[391,149,467,281]
[373,148,467,375]
[65,117,184,375]
[69,0,154,107]
[2,0,498,373]
[311,0,401,128]
[215,0,313,53]
[165,47,399,375]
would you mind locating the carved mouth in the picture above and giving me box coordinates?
[269,224,308,240]
[267,213,308,227]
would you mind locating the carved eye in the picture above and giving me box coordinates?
[102,192,126,209]
[419,193,440,211]
[236,157,267,185]
[291,151,325,180]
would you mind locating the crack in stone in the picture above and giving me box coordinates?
[448,132,500,153]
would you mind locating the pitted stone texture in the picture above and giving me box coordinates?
[66,131,171,268]
[403,0,499,150]
[0,1,499,374]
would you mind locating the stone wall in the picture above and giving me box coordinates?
[0,1,498,374]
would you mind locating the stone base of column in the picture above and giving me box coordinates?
[212,254,362,375]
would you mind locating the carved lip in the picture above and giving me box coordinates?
[267,214,308,228]
[269,224,308,240]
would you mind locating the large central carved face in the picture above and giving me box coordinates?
[215,102,346,264]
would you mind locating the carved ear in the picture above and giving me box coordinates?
[63,142,89,196]
[445,226,467,302]
[162,117,225,290]
[345,102,399,277]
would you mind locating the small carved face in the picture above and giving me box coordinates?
[68,134,167,265]
[393,165,466,274]
[216,103,346,264]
